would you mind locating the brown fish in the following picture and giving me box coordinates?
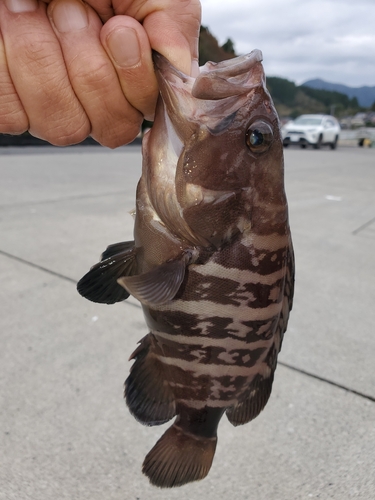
[78,49,294,488]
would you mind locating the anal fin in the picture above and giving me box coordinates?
[125,334,176,426]
[77,241,137,304]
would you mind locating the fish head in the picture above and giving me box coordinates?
[147,50,286,248]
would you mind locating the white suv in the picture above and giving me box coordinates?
[282,114,340,149]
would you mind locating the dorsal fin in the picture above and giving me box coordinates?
[226,373,274,426]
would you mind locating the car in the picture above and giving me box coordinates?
[281,114,340,149]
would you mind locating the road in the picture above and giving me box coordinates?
[1,145,374,499]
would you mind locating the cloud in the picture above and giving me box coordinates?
[201,0,375,87]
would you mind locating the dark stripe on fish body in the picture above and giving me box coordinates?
[145,308,280,344]
[213,242,288,273]
[167,370,250,405]
[146,357,247,403]
[175,269,284,308]
[156,336,267,368]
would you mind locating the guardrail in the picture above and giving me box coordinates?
[340,128,375,147]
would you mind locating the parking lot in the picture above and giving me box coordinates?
[1,144,374,499]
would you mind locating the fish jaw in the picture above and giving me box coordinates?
[192,50,264,100]
[152,49,266,142]
[148,51,286,249]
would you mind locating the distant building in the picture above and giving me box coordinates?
[351,113,367,127]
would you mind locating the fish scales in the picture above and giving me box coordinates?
[77,49,294,488]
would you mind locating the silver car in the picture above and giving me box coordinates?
[282,114,340,149]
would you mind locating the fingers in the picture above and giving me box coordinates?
[0,0,89,145]
[0,0,201,146]
[0,30,28,134]
[44,0,114,22]
[112,0,202,77]
[100,16,158,122]
[0,0,152,147]
[48,0,146,147]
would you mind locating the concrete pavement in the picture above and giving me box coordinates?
[1,144,374,499]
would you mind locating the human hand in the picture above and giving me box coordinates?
[0,0,201,147]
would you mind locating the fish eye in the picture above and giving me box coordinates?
[246,121,273,153]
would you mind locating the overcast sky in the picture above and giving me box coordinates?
[201,0,375,88]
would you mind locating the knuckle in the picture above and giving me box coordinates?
[47,124,90,147]
[32,114,90,147]
[0,109,28,135]
[0,85,29,134]
[93,119,143,149]
[69,57,114,97]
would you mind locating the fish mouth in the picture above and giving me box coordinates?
[152,50,266,140]
[152,49,264,100]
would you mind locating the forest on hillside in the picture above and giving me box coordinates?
[199,26,373,119]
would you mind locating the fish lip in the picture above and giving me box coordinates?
[152,49,267,141]
[199,50,263,78]
[152,49,263,81]
[152,51,195,92]
[152,49,264,99]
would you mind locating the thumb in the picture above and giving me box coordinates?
[116,0,202,77]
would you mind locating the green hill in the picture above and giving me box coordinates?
[303,78,375,108]
[267,78,362,118]
[199,26,236,65]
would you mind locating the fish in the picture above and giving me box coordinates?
[77,49,295,488]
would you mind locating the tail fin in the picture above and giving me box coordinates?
[142,424,217,488]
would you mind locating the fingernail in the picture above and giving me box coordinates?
[5,0,38,13]
[107,28,141,68]
[51,0,88,33]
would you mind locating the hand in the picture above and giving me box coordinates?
[0,0,201,147]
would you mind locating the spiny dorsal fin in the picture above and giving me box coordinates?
[117,255,187,306]
[142,424,217,488]
[77,241,137,304]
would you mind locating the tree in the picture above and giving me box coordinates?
[349,97,359,109]
[221,38,235,55]
[267,77,298,107]
[199,26,236,65]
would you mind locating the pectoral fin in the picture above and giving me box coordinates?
[118,255,187,306]
[77,241,137,304]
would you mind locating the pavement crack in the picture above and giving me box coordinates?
[0,249,141,309]
[0,190,127,209]
[352,216,375,235]
[0,249,77,284]
[279,361,375,403]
